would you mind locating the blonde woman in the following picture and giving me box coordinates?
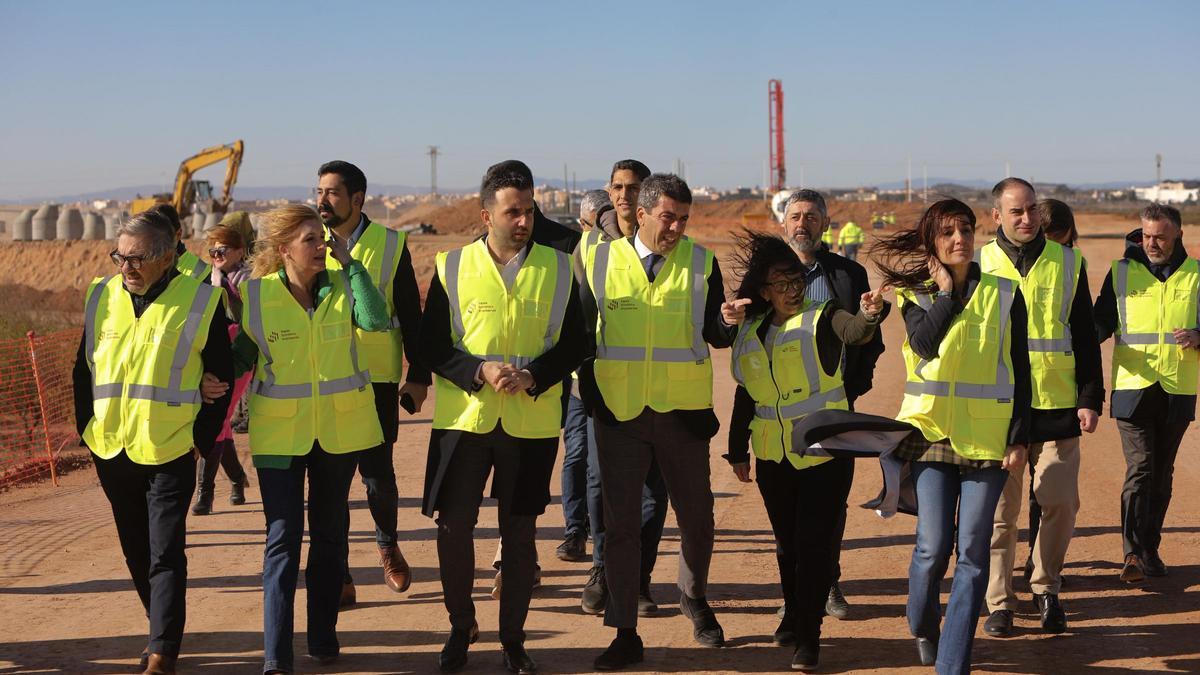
[209,204,390,674]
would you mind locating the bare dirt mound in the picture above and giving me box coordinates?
[396,198,482,236]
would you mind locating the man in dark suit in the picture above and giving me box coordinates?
[419,165,585,674]
[778,189,886,618]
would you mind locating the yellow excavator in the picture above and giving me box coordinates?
[130,140,245,218]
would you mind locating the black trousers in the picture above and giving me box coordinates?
[94,450,196,658]
[756,456,854,645]
[345,382,402,583]
[1117,411,1190,558]
[198,437,248,491]
[436,428,544,645]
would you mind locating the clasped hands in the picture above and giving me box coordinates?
[480,361,535,394]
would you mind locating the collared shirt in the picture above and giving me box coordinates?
[342,214,370,251]
[484,235,529,291]
[803,259,834,305]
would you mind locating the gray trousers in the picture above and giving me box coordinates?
[594,409,715,629]
[435,428,538,645]
[1117,415,1189,558]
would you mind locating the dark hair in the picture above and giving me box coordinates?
[783,189,828,218]
[485,159,534,183]
[610,159,651,183]
[991,177,1035,206]
[637,173,692,211]
[318,160,367,197]
[148,203,182,233]
[1037,199,1078,246]
[730,230,805,317]
[869,198,977,291]
[480,167,534,209]
[1140,202,1182,229]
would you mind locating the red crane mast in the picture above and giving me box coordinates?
[768,79,786,192]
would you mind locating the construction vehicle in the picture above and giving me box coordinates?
[130,141,245,230]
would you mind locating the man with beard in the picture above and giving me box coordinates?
[316,161,431,604]
[777,189,886,619]
[420,165,585,673]
[1094,203,1199,583]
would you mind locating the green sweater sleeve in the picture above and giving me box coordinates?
[341,260,391,331]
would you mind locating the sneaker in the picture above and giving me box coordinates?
[581,565,608,615]
[825,582,849,620]
[1143,552,1168,577]
[556,532,588,562]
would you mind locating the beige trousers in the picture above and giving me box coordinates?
[986,436,1081,611]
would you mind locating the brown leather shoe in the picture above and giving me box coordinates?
[380,544,412,592]
[143,653,176,675]
[139,646,150,667]
[1120,553,1145,583]
[339,579,357,610]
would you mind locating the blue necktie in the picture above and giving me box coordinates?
[644,253,663,282]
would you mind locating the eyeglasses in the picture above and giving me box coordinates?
[208,246,231,258]
[110,250,150,270]
[767,278,806,292]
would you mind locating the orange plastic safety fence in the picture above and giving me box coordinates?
[0,329,83,486]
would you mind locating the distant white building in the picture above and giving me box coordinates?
[1134,182,1199,204]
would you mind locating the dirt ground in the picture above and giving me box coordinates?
[0,234,1198,674]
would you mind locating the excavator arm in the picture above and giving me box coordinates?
[170,140,245,213]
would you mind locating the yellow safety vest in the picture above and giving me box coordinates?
[730,302,847,470]
[838,223,864,246]
[239,270,382,455]
[177,249,211,280]
[1111,257,1200,395]
[979,239,1081,410]
[433,239,573,439]
[896,274,1016,461]
[326,221,408,382]
[82,273,222,465]
[822,227,836,245]
[587,236,714,421]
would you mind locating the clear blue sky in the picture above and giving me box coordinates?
[3,0,1198,199]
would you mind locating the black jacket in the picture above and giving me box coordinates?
[812,247,886,406]
[987,230,1104,441]
[418,239,587,517]
[1094,228,1196,421]
[533,205,583,256]
[73,267,234,453]
[576,237,737,439]
[898,262,1032,446]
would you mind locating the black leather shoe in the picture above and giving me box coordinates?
[556,533,588,562]
[773,616,796,646]
[581,565,608,615]
[637,586,658,617]
[915,637,937,666]
[229,480,246,506]
[1143,552,1168,577]
[825,582,850,620]
[191,488,214,515]
[439,621,479,673]
[1034,593,1067,634]
[308,653,338,666]
[791,641,819,671]
[502,643,538,674]
[593,634,644,671]
[983,609,1014,637]
[679,594,725,647]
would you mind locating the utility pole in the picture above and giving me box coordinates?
[906,157,912,203]
[1156,153,1162,184]
[923,164,928,203]
[427,146,440,197]
[564,163,570,213]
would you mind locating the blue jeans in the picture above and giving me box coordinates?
[907,461,1006,675]
[561,394,590,537]
[586,414,669,579]
[258,445,359,673]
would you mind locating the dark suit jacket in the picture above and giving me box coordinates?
[813,247,886,406]
[419,240,586,517]
[533,206,583,256]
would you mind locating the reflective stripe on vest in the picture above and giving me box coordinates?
[1114,259,1200,345]
[1111,257,1200,395]
[591,240,708,363]
[177,251,209,280]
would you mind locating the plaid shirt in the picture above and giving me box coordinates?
[894,431,1002,473]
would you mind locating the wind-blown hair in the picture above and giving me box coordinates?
[869,198,976,291]
[729,229,805,318]
[250,204,322,278]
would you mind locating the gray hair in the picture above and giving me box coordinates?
[637,173,692,211]
[783,189,828,219]
[579,189,611,216]
[1140,202,1182,228]
[116,210,176,260]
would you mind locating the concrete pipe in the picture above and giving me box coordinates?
[12,209,33,240]
[57,207,85,240]
[103,213,121,239]
[31,204,60,240]
[83,211,105,240]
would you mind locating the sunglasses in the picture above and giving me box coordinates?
[110,250,150,270]
[208,246,239,258]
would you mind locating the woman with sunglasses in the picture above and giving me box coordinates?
[725,231,887,671]
[871,199,1030,674]
[191,226,253,515]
